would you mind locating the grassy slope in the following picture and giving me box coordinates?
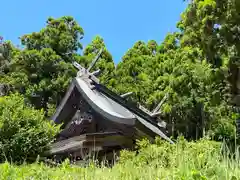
[1,137,240,180]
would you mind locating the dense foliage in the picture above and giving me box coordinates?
[108,0,240,141]
[1,138,240,179]
[0,0,240,163]
[0,94,60,163]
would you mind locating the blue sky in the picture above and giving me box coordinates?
[1,0,187,63]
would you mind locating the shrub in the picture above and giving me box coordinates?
[117,136,226,178]
[1,138,240,179]
[0,93,60,163]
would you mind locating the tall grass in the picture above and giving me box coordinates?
[0,137,240,180]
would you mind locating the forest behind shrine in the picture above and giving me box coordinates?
[0,0,240,164]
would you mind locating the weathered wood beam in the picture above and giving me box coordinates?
[152,93,169,113]
[138,104,152,115]
[90,69,101,76]
[73,50,103,83]
[89,74,100,84]
[46,132,132,155]
[150,111,162,118]
[87,48,103,72]
[139,104,162,117]
[157,121,167,128]
[120,92,133,98]
[73,61,84,71]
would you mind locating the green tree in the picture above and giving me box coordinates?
[1,16,84,115]
[0,1,238,142]
[112,41,155,105]
[173,0,238,140]
[0,94,60,163]
[76,35,115,86]
[178,0,240,98]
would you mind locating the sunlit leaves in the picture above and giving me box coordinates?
[0,94,60,163]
